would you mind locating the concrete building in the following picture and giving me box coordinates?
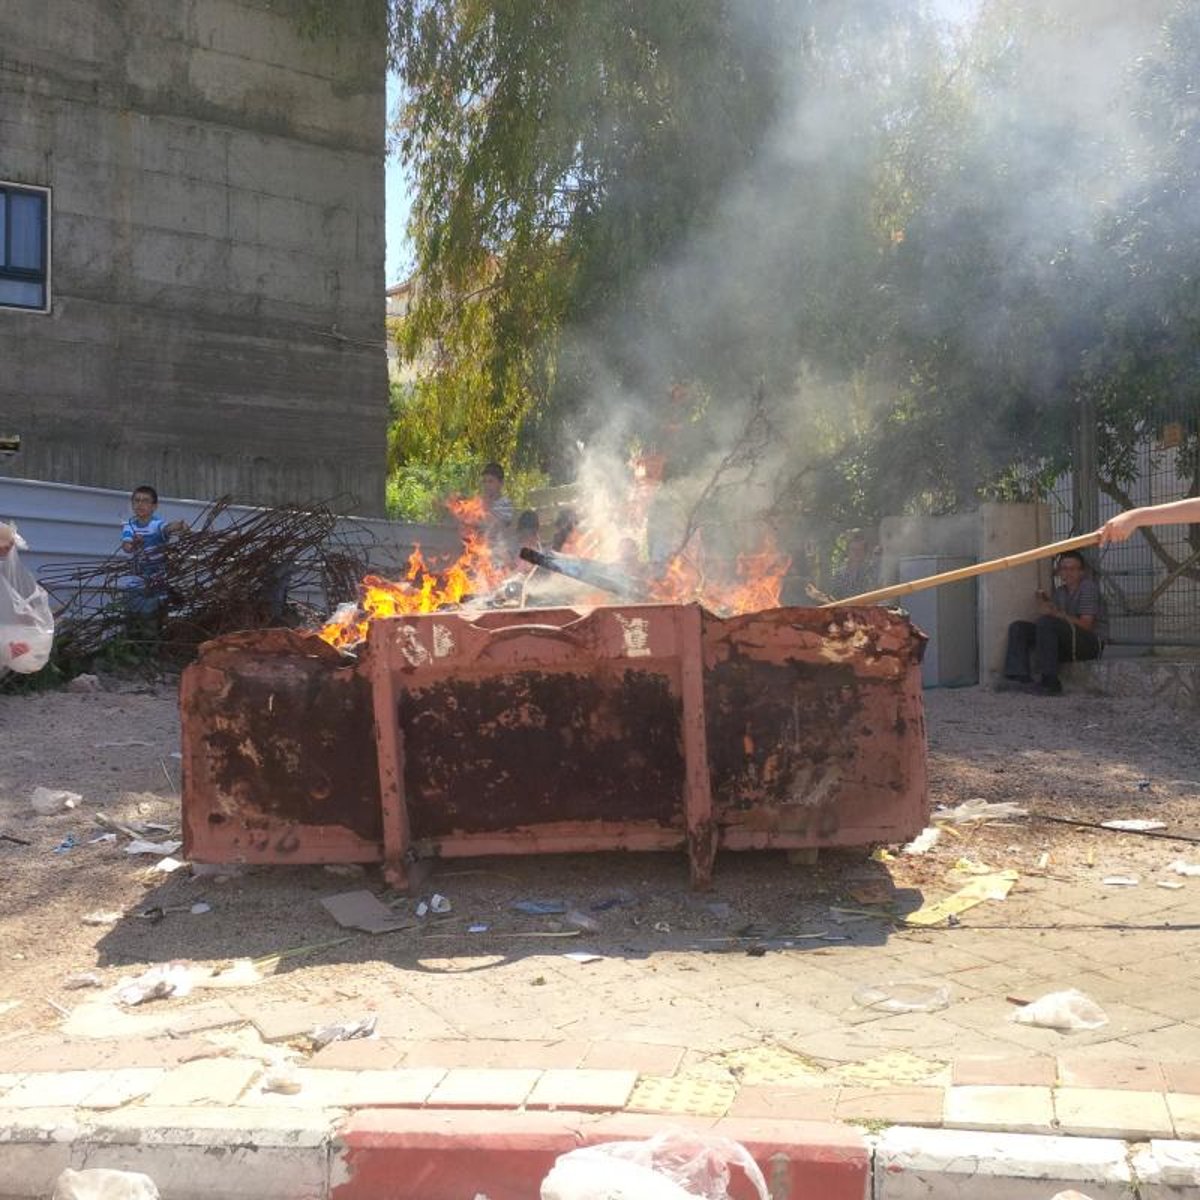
[0,0,388,514]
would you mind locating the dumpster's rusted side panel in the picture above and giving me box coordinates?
[365,605,715,888]
[181,629,382,865]
[180,604,928,879]
[704,606,928,850]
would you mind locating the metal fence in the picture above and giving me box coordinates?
[1044,415,1200,649]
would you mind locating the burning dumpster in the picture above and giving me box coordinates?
[181,601,927,888]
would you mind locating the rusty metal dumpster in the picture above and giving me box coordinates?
[181,603,928,887]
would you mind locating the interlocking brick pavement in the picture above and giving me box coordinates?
[2,791,1198,1150]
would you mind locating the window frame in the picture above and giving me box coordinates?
[0,181,52,314]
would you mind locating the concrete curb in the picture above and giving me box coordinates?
[1,1112,1198,1199]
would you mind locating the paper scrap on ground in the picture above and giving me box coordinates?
[149,856,186,875]
[31,786,82,814]
[932,798,1027,824]
[1100,819,1167,832]
[320,889,413,934]
[904,870,1018,926]
[1102,876,1139,887]
[511,899,567,915]
[901,826,940,855]
[1171,860,1200,877]
[562,951,603,964]
[125,839,182,856]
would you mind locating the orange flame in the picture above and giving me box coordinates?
[318,529,509,649]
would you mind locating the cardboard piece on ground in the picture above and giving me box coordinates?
[904,869,1018,926]
[320,889,412,934]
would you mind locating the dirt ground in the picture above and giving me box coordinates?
[0,670,1197,1033]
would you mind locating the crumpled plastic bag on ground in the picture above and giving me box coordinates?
[932,798,1027,824]
[53,1167,159,1200]
[1010,989,1108,1032]
[0,524,54,676]
[115,963,193,1006]
[540,1130,769,1200]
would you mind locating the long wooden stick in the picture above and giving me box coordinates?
[822,532,1102,608]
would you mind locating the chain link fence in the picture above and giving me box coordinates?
[1044,414,1200,648]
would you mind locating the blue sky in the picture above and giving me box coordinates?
[384,73,414,286]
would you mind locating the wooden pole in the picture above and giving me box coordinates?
[821,532,1102,609]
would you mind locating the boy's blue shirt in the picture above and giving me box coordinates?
[122,515,170,577]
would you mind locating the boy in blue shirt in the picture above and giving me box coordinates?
[120,485,187,635]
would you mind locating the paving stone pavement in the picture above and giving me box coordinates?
[0,864,1197,1141]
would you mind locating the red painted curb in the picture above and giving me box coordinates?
[332,1109,869,1200]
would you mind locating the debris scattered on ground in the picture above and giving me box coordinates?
[65,674,103,694]
[190,902,212,915]
[320,889,412,934]
[1157,880,1185,890]
[31,786,82,815]
[854,981,952,1013]
[261,1061,302,1095]
[53,1166,159,1200]
[1100,819,1167,832]
[124,838,182,856]
[1010,988,1108,1032]
[468,923,489,933]
[116,963,193,1006]
[63,972,103,990]
[323,863,366,878]
[309,1013,378,1050]
[590,890,636,911]
[81,910,122,926]
[52,834,78,854]
[415,894,452,916]
[512,898,567,915]
[563,951,603,964]
[564,908,600,932]
[1101,876,1139,887]
[1170,860,1200,876]
[901,827,941,854]
[149,855,186,875]
[904,870,1018,926]
[0,832,31,846]
[932,798,1028,824]
[195,958,264,990]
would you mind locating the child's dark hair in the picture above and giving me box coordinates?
[132,485,158,503]
[1056,550,1087,569]
[516,509,539,534]
[481,462,504,483]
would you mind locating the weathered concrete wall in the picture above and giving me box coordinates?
[879,503,1050,683]
[0,0,387,513]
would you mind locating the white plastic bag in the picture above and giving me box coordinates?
[0,523,54,675]
[1010,989,1108,1032]
[541,1130,769,1200]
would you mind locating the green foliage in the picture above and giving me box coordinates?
[382,0,1199,529]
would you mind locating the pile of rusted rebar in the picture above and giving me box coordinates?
[40,497,370,664]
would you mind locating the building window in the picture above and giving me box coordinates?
[0,183,50,313]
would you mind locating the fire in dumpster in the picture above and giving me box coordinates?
[319,522,793,650]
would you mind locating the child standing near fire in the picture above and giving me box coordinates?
[120,485,188,634]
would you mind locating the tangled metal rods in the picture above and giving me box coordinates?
[40,496,370,664]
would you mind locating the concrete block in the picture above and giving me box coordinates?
[874,1126,1133,1200]
[1132,1140,1200,1199]
[1168,1094,1200,1140]
[1054,1087,1174,1139]
[943,1085,1056,1134]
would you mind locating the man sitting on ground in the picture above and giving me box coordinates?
[1001,550,1106,695]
